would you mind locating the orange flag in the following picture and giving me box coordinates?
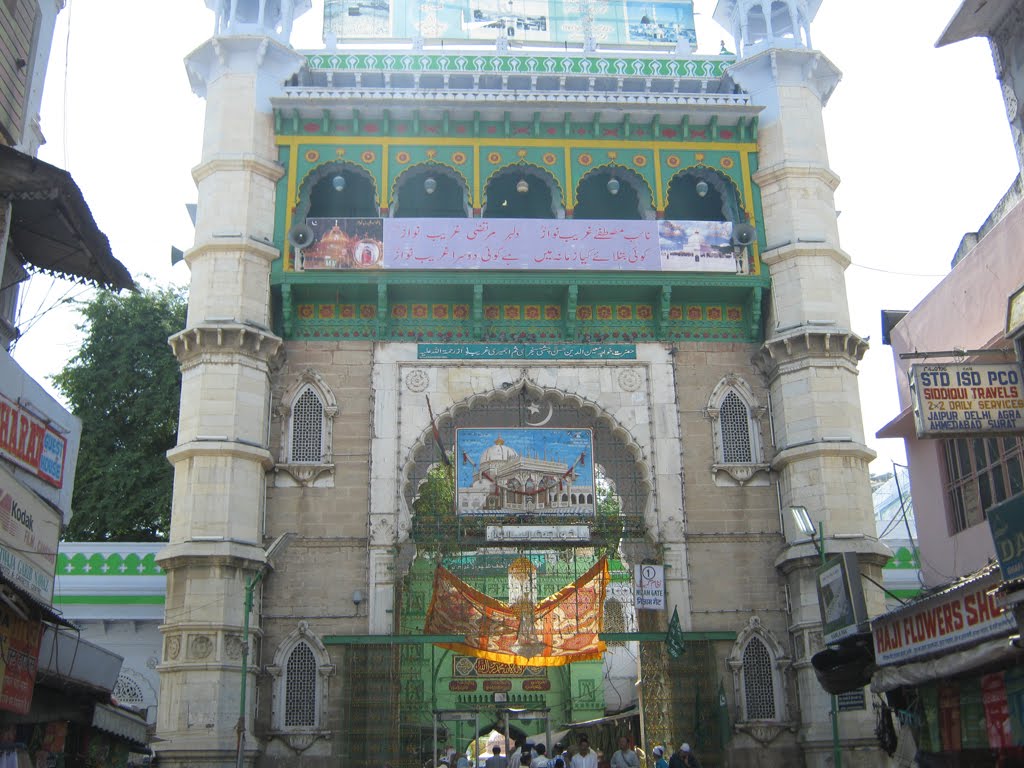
[425,558,609,667]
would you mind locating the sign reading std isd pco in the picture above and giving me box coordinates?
[910,362,1024,438]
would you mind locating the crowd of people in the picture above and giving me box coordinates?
[433,735,701,768]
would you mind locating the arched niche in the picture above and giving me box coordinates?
[573,165,655,221]
[482,164,565,219]
[664,166,745,223]
[297,161,379,220]
[391,163,471,218]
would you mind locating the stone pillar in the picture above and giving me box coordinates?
[732,48,890,768]
[154,26,304,768]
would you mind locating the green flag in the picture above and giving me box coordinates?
[716,678,731,749]
[666,607,685,658]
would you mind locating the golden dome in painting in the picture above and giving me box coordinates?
[508,556,535,579]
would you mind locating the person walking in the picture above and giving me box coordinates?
[651,746,668,768]
[570,737,598,768]
[487,746,508,768]
[531,744,550,768]
[610,737,640,768]
[668,743,700,768]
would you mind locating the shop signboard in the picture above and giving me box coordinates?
[872,570,1016,665]
[987,493,1024,580]
[297,218,739,273]
[0,602,42,714]
[634,564,665,610]
[0,463,60,604]
[909,362,1024,438]
[816,552,869,644]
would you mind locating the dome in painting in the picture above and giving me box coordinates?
[508,556,535,579]
[480,436,519,463]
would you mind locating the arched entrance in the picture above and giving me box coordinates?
[395,381,655,764]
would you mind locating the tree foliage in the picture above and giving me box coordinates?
[53,285,187,541]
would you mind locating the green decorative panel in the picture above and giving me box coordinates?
[304,52,734,79]
[58,551,163,576]
[296,144,383,194]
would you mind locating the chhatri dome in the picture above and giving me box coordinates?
[480,436,519,463]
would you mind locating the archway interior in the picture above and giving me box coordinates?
[397,387,653,761]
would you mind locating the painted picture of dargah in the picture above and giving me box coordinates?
[455,428,596,517]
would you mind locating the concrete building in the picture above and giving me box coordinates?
[1,2,141,765]
[873,0,1024,761]
[156,1,889,766]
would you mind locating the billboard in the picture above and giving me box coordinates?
[0,463,61,605]
[910,362,1024,438]
[0,603,43,714]
[455,427,594,517]
[816,552,868,645]
[987,492,1024,581]
[324,0,696,47]
[298,218,739,273]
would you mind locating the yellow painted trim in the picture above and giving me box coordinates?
[285,143,299,268]
[653,147,664,209]
[564,148,573,209]
[275,135,759,153]
[382,146,390,208]
[472,145,480,209]
[740,150,761,275]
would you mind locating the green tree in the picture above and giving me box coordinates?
[53,284,187,541]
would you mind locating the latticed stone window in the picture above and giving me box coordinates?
[290,387,324,463]
[720,391,752,463]
[741,637,776,720]
[113,673,146,708]
[285,642,317,727]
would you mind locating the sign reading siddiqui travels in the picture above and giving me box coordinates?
[909,363,1024,438]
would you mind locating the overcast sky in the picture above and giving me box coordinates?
[12,0,1017,476]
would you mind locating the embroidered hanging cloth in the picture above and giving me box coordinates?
[424,558,609,667]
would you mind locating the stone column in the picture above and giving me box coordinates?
[154,33,303,768]
[732,49,890,768]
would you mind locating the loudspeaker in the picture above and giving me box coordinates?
[170,246,185,266]
[288,222,315,250]
[732,222,757,246]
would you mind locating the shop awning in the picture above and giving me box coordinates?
[0,567,76,629]
[871,635,1023,692]
[92,702,150,752]
[0,145,133,291]
[876,406,914,440]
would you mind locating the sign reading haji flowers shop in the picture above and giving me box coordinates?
[872,569,1015,666]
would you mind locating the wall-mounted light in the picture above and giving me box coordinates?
[516,179,529,194]
[695,179,709,198]
[607,178,620,196]
[424,177,438,195]
[332,175,346,192]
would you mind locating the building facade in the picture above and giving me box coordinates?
[156,1,889,766]
[872,1,1024,763]
[1,2,141,765]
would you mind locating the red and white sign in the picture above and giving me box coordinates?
[872,572,1016,665]
[0,393,67,488]
[0,603,42,714]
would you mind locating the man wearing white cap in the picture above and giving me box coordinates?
[668,743,700,768]
[651,745,668,768]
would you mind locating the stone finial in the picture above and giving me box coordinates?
[206,0,313,45]
[712,0,820,59]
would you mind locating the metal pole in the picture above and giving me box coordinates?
[817,522,842,768]
[236,570,264,768]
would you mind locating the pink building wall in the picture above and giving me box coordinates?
[881,196,1024,586]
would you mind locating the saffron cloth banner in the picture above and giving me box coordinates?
[425,558,609,666]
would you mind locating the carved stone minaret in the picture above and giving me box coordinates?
[154,2,308,766]
[716,0,890,765]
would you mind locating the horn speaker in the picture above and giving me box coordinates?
[288,222,315,250]
[732,222,757,246]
